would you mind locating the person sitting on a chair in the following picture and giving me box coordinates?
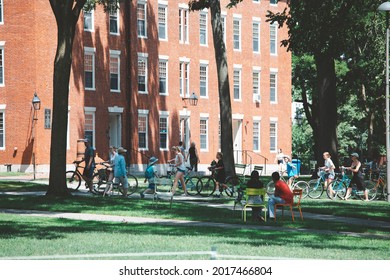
[267,171,293,219]
[246,170,265,222]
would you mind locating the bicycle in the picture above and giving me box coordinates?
[65,160,91,190]
[159,163,201,196]
[266,171,309,198]
[331,167,376,201]
[364,168,388,201]
[92,162,139,196]
[197,163,242,198]
[306,168,338,199]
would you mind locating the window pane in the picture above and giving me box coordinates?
[0,112,4,148]
[138,115,147,149]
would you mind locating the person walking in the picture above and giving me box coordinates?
[103,146,117,196]
[246,170,265,222]
[140,156,159,198]
[114,147,128,197]
[170,146,188,196]
[275,148,285,172]
[187,142,200,172]
[320,152,336,198]
[267,171,293,220]
[213,152,226,198]
[83,139,96,193]
[342,153,369,201]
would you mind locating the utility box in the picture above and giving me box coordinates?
[292,159,301,175]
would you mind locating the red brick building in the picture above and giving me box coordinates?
[0,0,291,175]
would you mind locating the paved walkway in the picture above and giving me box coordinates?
[1,174,390,239]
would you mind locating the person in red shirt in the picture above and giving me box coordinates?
[267,171,293,219]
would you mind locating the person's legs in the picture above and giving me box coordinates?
[104,172,114,196]
[179,172,187,194]
[171,172,181,194]
[121,176,128,197]
[267,196,286,219]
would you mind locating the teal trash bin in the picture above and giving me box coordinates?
[291,159,301,176]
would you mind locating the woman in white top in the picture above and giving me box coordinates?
[170,146,188,196]
[103,146,117,196]
[321,152,336,198]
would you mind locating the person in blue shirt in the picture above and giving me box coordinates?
[114,147,128,197]
[284,156,297,190]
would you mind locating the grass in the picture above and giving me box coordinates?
[0,180,389,260]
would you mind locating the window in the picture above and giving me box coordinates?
[253,20,260,53]
[233,17,241,50]
[44,109,51,129]
[158,4,167,40]
[84,48,95,90]
[138,110,148,150]
[199,12,208,46]
[159,112,169,150]
[109,5,119,35]
[0,110,4,149]
[199,63,208,97]
[110,50,120,92]
[233,68,241,100]
[270,0,278,5]
[179,60,190,97]
[0,45,4,86]
[138,54,148,93]
[253,120,260,151]
[253,69,261,102]
[270,121,277,152]
[270,23,277,55]
[84,109,95,147]
[83,9,93,32]
[179,8,189,43]
[253,0,260,3]
[159,57,168,95]
[200,117,208,150]
[137,1,147,37]
[270,70,277,103]
[0,0,3,24]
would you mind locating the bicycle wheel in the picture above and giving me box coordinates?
[224,176,242,198]
[363,180,377,201]
[66,170,82,190]
[92,173,106,194]
[266,180,275,195]
[308,179,324,199]
[293,181,309,199]
[126,174,138,195]
[197,176,216,197]
[331,179,347,199]
[325,181,338,200]
[185,177,200,196]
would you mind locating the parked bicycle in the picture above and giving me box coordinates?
[197,162,242,198]
[364,168,388,201]
[266,171,309,198]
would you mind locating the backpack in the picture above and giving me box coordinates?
[144,165,154,179]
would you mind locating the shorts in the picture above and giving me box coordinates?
[325,173,334,180]
[277,160,283,165]
[177,169,186,173]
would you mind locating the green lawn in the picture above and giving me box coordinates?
[0,180,389,260]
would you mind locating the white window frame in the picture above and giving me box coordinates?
[233,15,242,51]
[253,67,261,103]
[270,0,278,6]
[179,5,189,44]
[270,23,278,56]
[109,6,120,35]
[109,50,121,92]
[0,104,5,150]
[179,57,190,97]
[221,12,227,44]
[159,55,169,96]
[83,9,94,32]
[137,1,147,38]
[158,2,168,41]
[252,18,261,54]
[270,68,278,104]
[0,0,3,24]
[200,114,209,151]
[138,109,149,150]
[84,107,96,148]
[159,111,169,151]
[84,47,96,90]
[0,42,4,86]
[270,118,278,153]
[253,117,261,152]
[233,65,242,101]
[138,53,148,94]
[199,11,208,46]
[199,60,209,98]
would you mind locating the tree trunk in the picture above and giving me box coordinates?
[209,0,235,176]
[46,0,85,197]
[315,53,339,167]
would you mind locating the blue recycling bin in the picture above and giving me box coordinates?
[291,159,301,176]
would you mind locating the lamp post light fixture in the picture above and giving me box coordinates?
[182,92,198,106]
[31,92,41,180]
[378,1,390,202]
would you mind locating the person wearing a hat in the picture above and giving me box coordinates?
[114,147,128,197]
[342,153,369,201]
[140,156,159,198]
[83,138,96,193]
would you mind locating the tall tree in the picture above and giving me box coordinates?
[46,0,120,197]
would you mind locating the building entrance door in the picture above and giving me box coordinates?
[109,113,122,149]
[233,119,243,163]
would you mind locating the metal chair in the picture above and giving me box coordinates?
[274,188,303,221]
[242,188,267,222]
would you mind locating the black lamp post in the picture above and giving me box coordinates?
[32,92,41,180]
[182,92,198,106]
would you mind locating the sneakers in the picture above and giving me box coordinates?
[140,192,145,199]
[181,193,189,196]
